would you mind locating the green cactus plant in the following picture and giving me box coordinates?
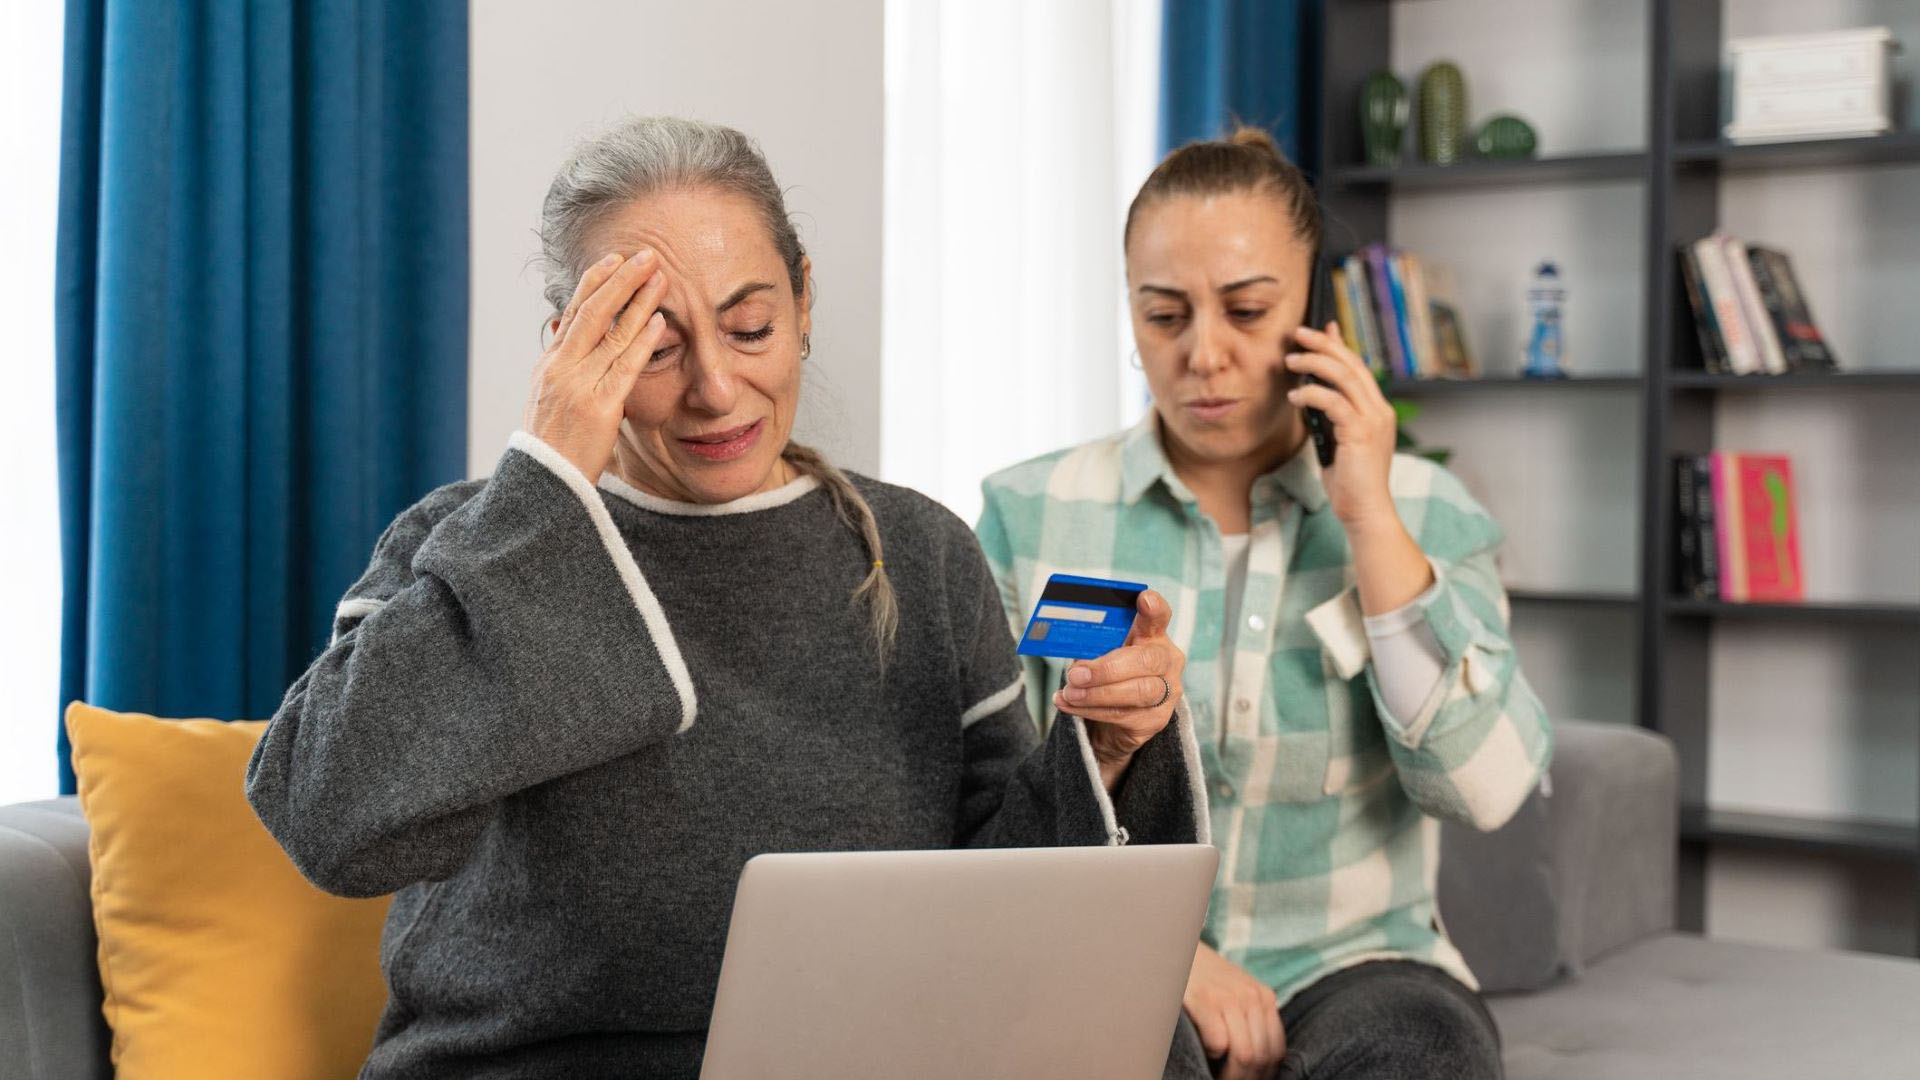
[1417,61,1468,165]
[1475,114,1538,159]
[1360,70,1410,167]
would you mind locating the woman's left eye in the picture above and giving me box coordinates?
[733,325,774,343]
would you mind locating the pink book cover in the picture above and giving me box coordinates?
[1710,453,1746,601]
[1734,454,1803,602]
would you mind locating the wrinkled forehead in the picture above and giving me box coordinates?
[587,186,792,305]
[1127,191,1311,288]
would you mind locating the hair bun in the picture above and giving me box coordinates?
[1227,125,1287,163]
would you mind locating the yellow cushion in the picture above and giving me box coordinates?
[65,702,392,1079]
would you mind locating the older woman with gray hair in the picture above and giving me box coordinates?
[244,116,1212,1078]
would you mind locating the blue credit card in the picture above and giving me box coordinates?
[1015,574,1147,660]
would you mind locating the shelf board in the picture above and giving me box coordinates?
[1674,130,1920,173]
[1668,370,1920,391]
[1666,598,1920,625]
[1681,807,1917,862]
[1507,588,1639,607]
[1381,375,1641,395]
[1327,151,1648,190]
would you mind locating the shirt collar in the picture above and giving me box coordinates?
[1119,412,1330,514]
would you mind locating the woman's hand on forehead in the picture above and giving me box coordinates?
[523,249,674,483]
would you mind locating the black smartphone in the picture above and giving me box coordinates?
[1301,249,1337,468]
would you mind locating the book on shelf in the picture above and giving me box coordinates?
[1722,236,1789,374]
[1692,456,1719,599]
[1342,244,1477,380]
[1677,245,1730,374]
[1674,457,1701,597]
[1672,452,1802,602]
[1688,237,1763,374]
[1749,245,1838,371]
[1331,265,1363,359]
[1338,253,1389,377]
[1369,244,1418,377]
[1677,235,1838,376]
[1423,262,1477,377]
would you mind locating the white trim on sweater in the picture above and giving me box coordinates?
[329,597,389,646]
[597,469,821,516]
[1170,697,1213,846]
[1069,716,1127,846]
[507,431,699,733]
[959,677,1025,729]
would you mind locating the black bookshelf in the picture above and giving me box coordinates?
[1317,0,1920,955]
[1668,371,1920,391]
[1675,129,1920,172]
[1381,375,1642,395]
[1682,807,1918,862]
[1667,598,1920,625]
[1331,150,1648,190]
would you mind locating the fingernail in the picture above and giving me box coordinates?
[629,249,654,265]
[1068,666,1091,686]
[597,252,622,267]
[1287,388,1304,401]
[1065,687,1087,704]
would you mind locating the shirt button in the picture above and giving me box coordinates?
[1215,782,1234,800]
[1235,698,1252,713]
[1247,614,1267,632]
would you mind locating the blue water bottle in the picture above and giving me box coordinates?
[1523,261,1567,378]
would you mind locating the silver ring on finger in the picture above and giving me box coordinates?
[1150,674,1171,709]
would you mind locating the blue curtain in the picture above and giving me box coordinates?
[1159,0,1320,172]
[54,0,469,793]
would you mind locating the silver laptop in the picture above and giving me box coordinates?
[700,844,1218,1080]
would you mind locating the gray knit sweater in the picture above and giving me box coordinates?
[245,432,1212,1079]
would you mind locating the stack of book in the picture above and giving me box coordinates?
[1331,244,1476,380]
[1677,235,1838,375]
[1672,452,1804,602]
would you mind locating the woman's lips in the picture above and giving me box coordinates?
[1184,398,1240,422]
[677,419,763,462]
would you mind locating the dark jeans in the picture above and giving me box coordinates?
[1164,960,1502,1080]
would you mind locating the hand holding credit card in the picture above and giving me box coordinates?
[1015,575,1188,786]
[1015,576,1186,785]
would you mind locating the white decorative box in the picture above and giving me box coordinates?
[1725,27,1900,143]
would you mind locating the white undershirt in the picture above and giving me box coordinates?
[1217,532,1446,725]
[1217,533,1254,713]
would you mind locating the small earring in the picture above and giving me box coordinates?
[1128,348,1143,371]
[801,333,812,361]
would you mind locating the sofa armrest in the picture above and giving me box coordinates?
[1548,719,1677,971]
[0,797,111,1080]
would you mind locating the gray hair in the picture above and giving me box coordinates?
[537,115,896,660]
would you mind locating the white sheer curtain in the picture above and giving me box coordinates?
[0,2,67,803]
[881,0,1161,526]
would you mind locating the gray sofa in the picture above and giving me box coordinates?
[4,719,1918,1078]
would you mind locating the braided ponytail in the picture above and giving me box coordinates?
[780,443,898,660]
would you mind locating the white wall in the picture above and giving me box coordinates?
[1387,0,1919,954]
[468,0,885,479]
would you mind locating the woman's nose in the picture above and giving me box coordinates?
[685,343,740,415]
[1188,318,1228,376]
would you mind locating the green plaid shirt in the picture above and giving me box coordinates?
[976,416,1552,1006]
